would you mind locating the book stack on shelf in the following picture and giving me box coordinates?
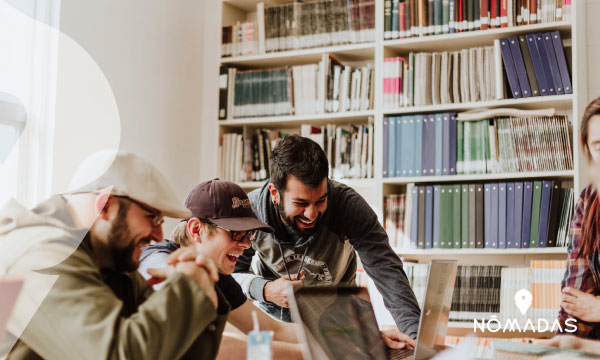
[219,122,375,182]
[221,22,258,57]
[499,31,572,99]
[383,45,500,108]
[383,0,572,40]
[383,113,573,178]
[404,260,565,326]
[384,180,574,249]
[219,56,374,120]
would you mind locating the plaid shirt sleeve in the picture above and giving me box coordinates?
[558,185,599,338]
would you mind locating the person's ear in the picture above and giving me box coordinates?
[268,183,280,205]
[187,217,202,243]
[95,193,113,221]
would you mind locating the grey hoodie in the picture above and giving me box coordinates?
[232,180,421,338]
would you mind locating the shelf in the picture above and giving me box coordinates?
[222,0,291,13]
[238,178,376,189]
[383,94,573,115]
[219,110,375,127]
[394,248,568,255]
[221,42,376,68]
[384,21,572,53]
[383,170,575,185]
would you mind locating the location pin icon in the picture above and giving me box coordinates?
[514,289,533,316]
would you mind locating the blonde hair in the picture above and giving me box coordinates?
[170,219,217,247]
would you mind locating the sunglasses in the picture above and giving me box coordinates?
[116,196,164,227]
[202,221,258,242]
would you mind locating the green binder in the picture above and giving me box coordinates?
[529,181,542,248]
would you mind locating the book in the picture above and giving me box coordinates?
[499,37,523,98]
[498,183,507,248]
[537,180,552,248]
[461,184,469,248]
[508,35,532,97]
[425,185,434,248]
[521,181,533,248]
[529,180,542,248]
[550,30,573,94]
[513,182,524,248]
[518,34,540,96]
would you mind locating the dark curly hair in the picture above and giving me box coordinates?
[270,134,329,191]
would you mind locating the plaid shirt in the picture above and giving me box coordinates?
[558,185,600,338]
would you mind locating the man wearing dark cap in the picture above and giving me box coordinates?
[0,151,223,360]
[233,135,422,348]
[139,179,302,359]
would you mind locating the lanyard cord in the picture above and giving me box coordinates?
[277,242,309,281]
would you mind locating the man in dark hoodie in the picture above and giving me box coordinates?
[233,135,422,346]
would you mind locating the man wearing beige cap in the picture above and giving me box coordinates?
[0,151,225,360]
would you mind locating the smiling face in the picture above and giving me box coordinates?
[107,197,163,272]
[271,176,328,237]
[196,223,252,275]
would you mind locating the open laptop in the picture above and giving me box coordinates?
[288,260,458,360]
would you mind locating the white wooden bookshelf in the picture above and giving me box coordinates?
[218,2,588,333]
[218,1,587,267]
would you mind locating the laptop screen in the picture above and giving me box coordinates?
[291,287,389,360]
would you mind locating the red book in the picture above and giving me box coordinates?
[490,0,497,28]
[480,0,489,30]
[399,2,406,38]
[529,0,537,24]
[500,0,507,27]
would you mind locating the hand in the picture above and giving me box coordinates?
[561,287,600,322]
[147,261,218,309]
[166,246,219,282]
[381,328,415,350]
[264,273,304,308]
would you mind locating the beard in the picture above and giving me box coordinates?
[107,204,139,272]
[277,197,322,238]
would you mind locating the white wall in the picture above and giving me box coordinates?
[587,0,600,101]
[59,0,219,231]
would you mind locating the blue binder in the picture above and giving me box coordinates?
[513,182,524,248]
[498,183,507,248]
[505,183,515,248]
[521,181,534,248]
[499,37,523,98]
[508,35,533,97]
[406,116,416,176]
[383,117,389,177]
[551,30,573,94]
[415,115,423,176]
[442,113,451,175]
[410,185,420,248]
[435,113,443,176]
[491,183,499,248]
[449,113,457,175]
[535,33,557,96]
[484,183,492,248]
[543,32,565,95]
[396,116,404,177]
[389,116,396,178]
[525,33,549,96]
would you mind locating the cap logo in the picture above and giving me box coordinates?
[232,197,251,209]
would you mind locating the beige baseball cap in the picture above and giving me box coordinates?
[69,150,191,219]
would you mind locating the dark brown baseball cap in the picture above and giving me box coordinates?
[184,179,273,233]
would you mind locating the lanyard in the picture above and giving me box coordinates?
[277,242,309,281]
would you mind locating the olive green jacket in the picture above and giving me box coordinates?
[0,196,227,360]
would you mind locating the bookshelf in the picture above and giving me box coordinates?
[217,0,588,338]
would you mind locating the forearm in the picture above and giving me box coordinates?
[216,332,247,360]
[271,322,299,343]
[273,340,303,359]
[232,272,270,302]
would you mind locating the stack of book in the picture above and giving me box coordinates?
[405,260,566,327]
[301,122,374,179]
[219,58,374,119]
[383,114,573,178]
[384,180,574,249]
[384,0,572,40]
[499,31,572,99]
[219,124,374,182]
[383,45,501,109]
[221,21,258,57]
[262,0,375,53]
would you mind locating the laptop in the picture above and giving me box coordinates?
[288,260,458,360]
